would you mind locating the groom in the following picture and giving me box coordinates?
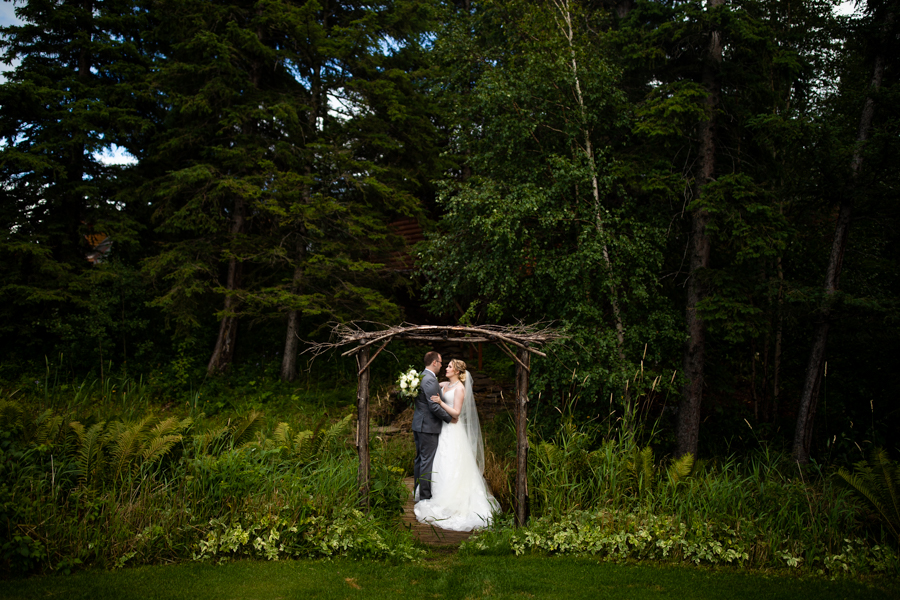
[412,351,452,501]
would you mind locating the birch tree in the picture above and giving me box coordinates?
[420,0,681,410]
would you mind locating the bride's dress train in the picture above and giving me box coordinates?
[414,378,499,531]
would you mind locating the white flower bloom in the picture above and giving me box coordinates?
[396,366,422,400]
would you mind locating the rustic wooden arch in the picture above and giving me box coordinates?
[306,322,562,527]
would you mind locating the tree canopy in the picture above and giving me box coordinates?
[1,0,897,460]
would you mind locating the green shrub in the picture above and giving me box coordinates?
[193,506,421,562]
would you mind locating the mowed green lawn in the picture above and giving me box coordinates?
[1,555,897,600]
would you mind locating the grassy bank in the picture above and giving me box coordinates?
[1,555,898,600]
[0,391,418,575]
[2,374,898,579]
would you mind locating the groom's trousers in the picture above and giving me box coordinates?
[413,430,440,500]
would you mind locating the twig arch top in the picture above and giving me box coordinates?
[305,321,562,357]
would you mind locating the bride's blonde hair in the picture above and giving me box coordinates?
[450,359,467,383]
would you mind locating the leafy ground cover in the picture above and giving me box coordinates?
[1,555,898,600]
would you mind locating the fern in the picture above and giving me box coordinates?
[627,446,655,496]
[66,415,193,486]
[273,422,293,449]
[877,449,900,531]
[838,447,900,542]
[35,413,65,446]
[141,434,183,469]
[69,421,84,440]
[260,414,354,465]
[107,418,151,482]
[0,400,25,432]
[293,430,315,463]
[535,441,559,467]
[640,446,654,492]
[317,414,353,455]
[150,416,180,439]
[139,417,190,473]
[74,421,108,487]
[667,453,695,486]
[231,410,264,448]
[197,426,230,455]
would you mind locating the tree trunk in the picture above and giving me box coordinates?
[759,259,771,421]
[761,328,770,422]
[206,260,242,375]
[207,197,245,375]
[792,49,886,463]
[614,0,634,20]
[751,340,758,421]
[280,66,319,381]
[280,310,303,381]
[676,0,723,458]
[772,244,785,421]
[61,0,93,265]
[280,237,305,382]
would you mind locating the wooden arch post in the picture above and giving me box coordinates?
[514,347,531,527]
[355,346,370,510]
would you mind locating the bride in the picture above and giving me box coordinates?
[414,359,499,531]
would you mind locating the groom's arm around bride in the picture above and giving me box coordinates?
[421,369,452,423]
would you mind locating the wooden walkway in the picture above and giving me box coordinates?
[400,477,473,546]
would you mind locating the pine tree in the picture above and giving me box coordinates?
[277,0,444,381]
[611,0,841,455]
[142,0,431,376]
[0,0,157,362]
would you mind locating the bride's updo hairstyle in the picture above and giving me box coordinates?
[450,359,468,383]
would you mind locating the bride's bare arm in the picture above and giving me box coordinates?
[431,386,464,419]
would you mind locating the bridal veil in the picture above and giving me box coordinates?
[459,374,485,473]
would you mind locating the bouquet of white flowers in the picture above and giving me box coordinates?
[396,367,421,400]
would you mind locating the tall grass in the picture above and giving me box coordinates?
[16,353,359,427]
[24,364,155,419]
[472,418,899,574]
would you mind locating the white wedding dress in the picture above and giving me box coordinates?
[414,376,499,531]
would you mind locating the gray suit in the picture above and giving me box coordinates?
[412,368,452,500]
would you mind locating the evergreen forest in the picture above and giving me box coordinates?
[1,0,900,579]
